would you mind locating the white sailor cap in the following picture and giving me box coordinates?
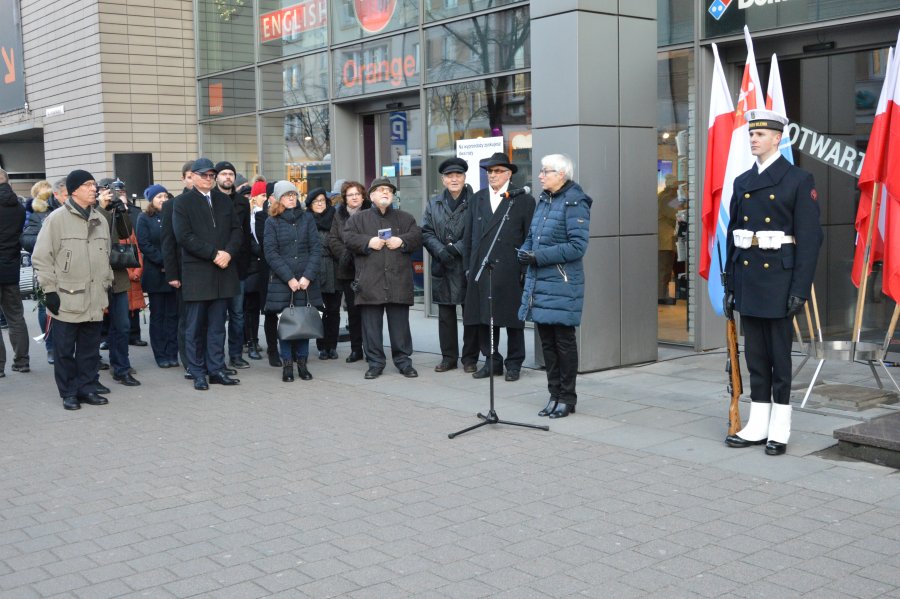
[745,109,787,132]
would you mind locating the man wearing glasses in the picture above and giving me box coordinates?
[173,158,244,390]
[32,170,115,410]
[463,152,534,382]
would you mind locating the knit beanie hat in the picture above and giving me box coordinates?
[250,181,267,198]
[66,169,95,195]
[144,184,168,201]
[305,187,327,209]
[273,180,297,201]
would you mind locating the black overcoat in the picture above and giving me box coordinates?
[725,156,823,319]
[0,183,25,285]
[343,204,423,306]
[263,208,323,311]
[463,187,535,328]
[172,188,242,302]
[136,212,172,295]
[422,186,471,305]
[160,189,187,283]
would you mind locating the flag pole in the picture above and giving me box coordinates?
[881,303,900,357]
[852,181,882,351]
[810,284,824,345]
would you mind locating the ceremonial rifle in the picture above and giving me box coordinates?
[718,247,743,435]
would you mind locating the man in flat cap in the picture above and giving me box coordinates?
[173,158,244,390]
[32,169,115,410]
[464,152,534,382]
[724,108,822,456]
[342,178,423,379]
[422,157,479,373]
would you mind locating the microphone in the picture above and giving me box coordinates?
[501,186,530,199]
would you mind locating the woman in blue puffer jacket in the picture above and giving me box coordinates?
[517,154,592,419]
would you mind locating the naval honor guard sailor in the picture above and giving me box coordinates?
[724,108,823,456]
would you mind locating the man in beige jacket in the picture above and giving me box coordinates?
[32,170,115,410]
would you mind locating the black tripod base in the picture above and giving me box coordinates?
[448,409,550,439]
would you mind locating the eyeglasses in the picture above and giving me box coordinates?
[373,186,394,194]
[539,168,558,176]
[486,168,509,175]
[311,197,327,204]
[80,181,97,189]
[280,193,299,200]
[194,172,217,179]
[345,192,362,198]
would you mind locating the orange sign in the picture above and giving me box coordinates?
[260,0,327,43]
[208,82,223,115]
[342,54,415,89]
[2,47,14,84]
[354,0,396,33]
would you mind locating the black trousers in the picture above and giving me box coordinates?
[537,323,579,405]
[318,292,343,351]
[339,280,363,353]
[264,312,278,354]
[477,325,525,371]
[52,320,101,398]
[437,304,479,365]
[184,298,228,379]
[244,291,261,344]
[742,315,793,405]
[360,303,413,370]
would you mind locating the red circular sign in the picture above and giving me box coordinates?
[354,0,397,33]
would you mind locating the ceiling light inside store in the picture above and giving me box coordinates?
[662,132,670,140]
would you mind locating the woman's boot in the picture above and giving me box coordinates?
[297,358,313,381]
[282,364,294,382]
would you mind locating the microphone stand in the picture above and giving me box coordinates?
[449,195,550,439]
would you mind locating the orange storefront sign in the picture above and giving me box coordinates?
[342,54,415,89]
[260,0,327,43]
[208,82,223,115]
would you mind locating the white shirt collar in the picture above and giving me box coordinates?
[756,152,781,174]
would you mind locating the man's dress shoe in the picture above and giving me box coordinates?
[549,403,575,419]
[77,393,108,406]
[725,435,767,448]
[538,399,558,417]
[209,372,240,385]
[364,367,383,379]
[193,376,209,391]
[63,396,80,410]
[765,441,786,456]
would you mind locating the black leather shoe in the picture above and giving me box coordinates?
[725,435,767,448]
[549,403,575,419]
[247,343,262,360]
[113,373,141,386]
[327,349,338,360]
[95,382,111,395]
[765,441,786,456]
[11,364,30,373]
[296,359,313,381]
[193,376,209,390]
[364,367,383,379]
[184,371,194,380]
[63,396,80,410]
[400,366,418,378]
[282,364,294,382]
[538,399,558,417]
[99,341,109,350]
[472,364,502,379]
[224,367,238,376]
[463,363,478,374]
[209,372,240,385]
[318,350,329,360]
[268,352,283,367]
[77,393,108,406]
[504,369,520,382]
[434,360,457,373]
[129,339,148,347]
[346,351,363,363]
[99,360,110,371]
[230,357,250,369]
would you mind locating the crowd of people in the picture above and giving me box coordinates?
[3,153,593,419]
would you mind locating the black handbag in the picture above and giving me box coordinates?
[108,212,139,270]
[277,291,324,341]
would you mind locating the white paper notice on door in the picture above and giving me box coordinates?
[456,136,504,193]
[398,155,411,176]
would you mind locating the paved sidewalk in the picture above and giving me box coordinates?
[1,304,898,598]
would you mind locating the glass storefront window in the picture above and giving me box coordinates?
[199,69,256,119]
[704,0,900,39]
[426,73,532,195]
[424,0,525,21]
[260,106,331,198]
[259,0,328,62]
[333,32,421,98]
[260,53,329,109]
[658,0,694,46]
[657,49,694,344]
[331,0,419,44]
[202,115,260,180]
[197,0,255,75]
[424,6,530,83]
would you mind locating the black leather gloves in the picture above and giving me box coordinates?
[787,295,806,317]
[109,199,128,213]
[724,291,735,320]
[445,243,461,259]
[45,292,61,316]
[517,249,536,265]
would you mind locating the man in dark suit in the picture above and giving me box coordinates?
[173,158,243,390]
[463,152,535,382]
[724,109,823,456]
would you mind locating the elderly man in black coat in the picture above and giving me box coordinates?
[422,157,479,373]
[463,152,534,382]
[173,158,243,390]
[343,178,423,380]
[0,169,29,376]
